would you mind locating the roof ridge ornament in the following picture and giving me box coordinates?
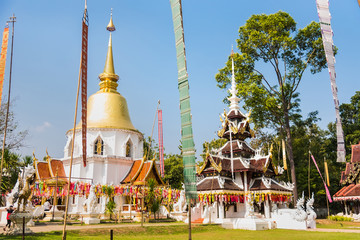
[228,47,241,112]
[99,9,119,93]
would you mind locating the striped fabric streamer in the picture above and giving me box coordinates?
[316,0,346,162]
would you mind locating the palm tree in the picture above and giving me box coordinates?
[21,155,33,167]
[0,149,21,205]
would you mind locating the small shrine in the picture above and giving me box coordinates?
[191,50,293,229]
[333,142,360,215]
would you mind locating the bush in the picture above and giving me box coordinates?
[328,215,353,221]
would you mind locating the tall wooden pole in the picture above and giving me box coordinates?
[61,46,81,240]
[62,2,87,239]
[324,158,330,217]
[52,171,59,221]
[308,151,311,199]
[0,14,15,196]
[188,202,191,240]
[141,188,144,227]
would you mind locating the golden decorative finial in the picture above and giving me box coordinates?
[32,151,38,167]
[99,9,119,92]
[45,148,51,163]
[107,8,116,32]
[231,45,234,57]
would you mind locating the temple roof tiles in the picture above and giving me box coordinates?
[35,162,52,181]
[198,152,276,175]
[121,157,164,186]
[227,109,246,121]
[219,140,255,155]
[197,177,243,192]
[351,142,360,163]
[249,177,293,192]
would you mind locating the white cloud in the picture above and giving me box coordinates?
[34,121,52,132]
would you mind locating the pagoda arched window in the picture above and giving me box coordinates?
[67,138,73,157]
[126,140,132,158]
[94,138,104,155]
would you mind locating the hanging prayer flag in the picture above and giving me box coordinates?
[158,109,164,177]
[0,25,9,107]
[170,0,197,202]
[282,139,287,170]
[81,9,89,167]
[316,0,346,162]
[311,154,332,202]
[324,161,330,186]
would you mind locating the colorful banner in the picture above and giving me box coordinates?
[158,109,164,177]
[324,161,330,186]
[81,11,88,167]
[282,139,287,170]
[170,0,197,202]
[311,154,332,202]
[0,25,9,107]
[32,181,181,205]
[316,0,346,162]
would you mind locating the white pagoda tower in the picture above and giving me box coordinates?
[61,13,143,186]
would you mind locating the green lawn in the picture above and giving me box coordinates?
[316,219,360,230]
[0,225,359,240]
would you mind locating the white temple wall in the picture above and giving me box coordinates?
[225,203,245,218]
[63,129,143,160]
[63,157,133,185]
[234,172,243,188]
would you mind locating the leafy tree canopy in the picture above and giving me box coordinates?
[163,154,183,189]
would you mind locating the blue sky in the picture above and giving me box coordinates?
[0,0,359,160]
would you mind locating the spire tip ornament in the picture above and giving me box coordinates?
[99,10,119,92]
[107,9,116,32]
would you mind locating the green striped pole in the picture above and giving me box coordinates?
[170,0,197,203]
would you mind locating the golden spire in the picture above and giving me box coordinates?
[99,9,119,93]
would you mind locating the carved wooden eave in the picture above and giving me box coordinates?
[197,153,222,175]
[341,163,360,185]
[262,153,278,175]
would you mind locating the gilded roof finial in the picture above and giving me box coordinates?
[107,8,116,32]
[99,9,119,93]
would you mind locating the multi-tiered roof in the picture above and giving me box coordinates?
[334,142,360,201]
[196,50,293,195]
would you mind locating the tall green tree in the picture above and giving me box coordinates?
[0,101,28,150]
[328,91,360,160]
[164,154,184,189]
[215,11,329,200]
[143,136,158,160]
[0,149,20,197]
[146,179,161,219]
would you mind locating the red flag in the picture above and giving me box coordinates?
[0,25,9,107]
[81,12,88,167]
[158,109,164,177]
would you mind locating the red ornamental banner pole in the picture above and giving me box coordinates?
[81,11,88,167]
[0,25,9,107]
[311,154,333,203]
[158,109,164,177]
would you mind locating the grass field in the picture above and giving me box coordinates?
[1,224,359,240]
[316,219,360,230]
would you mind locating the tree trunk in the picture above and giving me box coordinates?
[283,108,298,203]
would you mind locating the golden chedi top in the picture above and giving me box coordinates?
[75,11,137,132]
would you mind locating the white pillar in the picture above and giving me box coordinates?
[219,201,224,220]
[264,198,270,219]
